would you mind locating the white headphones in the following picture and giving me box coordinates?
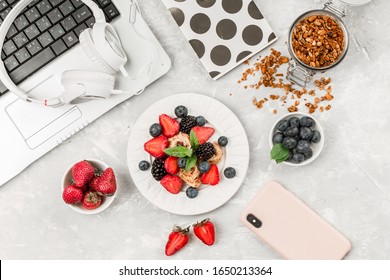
[0,0,149,107]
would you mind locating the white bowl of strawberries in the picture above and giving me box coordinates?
[61,159,118,214]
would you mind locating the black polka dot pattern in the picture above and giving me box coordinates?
[163,0,277,80]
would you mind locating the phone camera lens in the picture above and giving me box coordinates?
[247,214,262,228]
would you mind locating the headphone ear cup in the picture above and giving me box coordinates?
[60,70,116,103]
[79,28,117,75]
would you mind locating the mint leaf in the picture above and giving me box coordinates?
[271,144,290,164]
[185,154,197,171]
[190,130,199,150]
[164,146,192,158]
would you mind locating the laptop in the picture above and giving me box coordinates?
[0,0,171,186]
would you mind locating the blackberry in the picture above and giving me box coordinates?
[151,158,167,181]
[180,115,197,134]
[196,142,215,160]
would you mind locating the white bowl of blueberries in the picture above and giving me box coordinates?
[269,112,324,166]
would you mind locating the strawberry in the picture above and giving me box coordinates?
[193,218,215,246]
[165,226,189,256]
[72,160,95,187]
[93,167,117,196]
[164,156,179,174]
[160,175,182,194]
[200,164,220,186]
[82,191,102,210]
[89,176,100,192]
[192,126,215,144]
[62,185,83,204]
[159,114,180,138]
[144,135,169,158]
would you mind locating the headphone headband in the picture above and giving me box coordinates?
[0,0,108,107]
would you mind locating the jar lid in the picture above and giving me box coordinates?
[337,0,371,6]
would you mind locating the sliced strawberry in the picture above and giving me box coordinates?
[144,135,169,158]
[165,226,189,256]
[159,114,180,137]
[160,175,182,194]
[193,218,215,246]
[164,156,179,174]
[192,126,215,144]
[200,164,220,186]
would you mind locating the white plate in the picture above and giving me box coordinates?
[127,93,250,215]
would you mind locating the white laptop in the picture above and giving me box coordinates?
[0,0,171,186]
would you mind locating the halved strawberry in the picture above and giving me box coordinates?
[164,156,179,174]
[192,126,214,144]
[159,114,180,138]
[144,135,169,158]
[160,175,182,194]
[200,164,220,186]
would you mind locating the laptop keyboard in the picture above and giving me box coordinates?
[0,0,120,96]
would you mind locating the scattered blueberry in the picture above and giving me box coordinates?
[272,132,284,144]
[178,158,187,168]
[291,153,305,164]
[174,105,188,118]
[196,116,206,126]
[284,127,299,137]
[149,123,162,137]
[300,116,314,127]
[282,137,297,149]
[198,161,210,173]
[299,127,313,140]
[311,130,321,143]
[224,167,236,179]
[296,140,310,153]
[276,119,289,131]
[303,148,313,160]
[289,117,300,128]
[218,136,229,147]
[186,187,198,199]
[138,160,150,171]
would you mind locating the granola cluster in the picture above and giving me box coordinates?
[291,15,345,68]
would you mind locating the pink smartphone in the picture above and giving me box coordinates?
[241,181,351,260]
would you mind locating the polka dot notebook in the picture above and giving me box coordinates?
[162,0,278,80]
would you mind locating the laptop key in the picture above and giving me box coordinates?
[37,0,52,15]
[3,39,16,55]
[49,0,65,6]
[61,16,76,32]
[59,0,75,16]
[6,23,18,39]
[47,8,63,24]
[0,1,8,12]
[13,32,29,48]
[24,24,40,40]
[9,48,55,84]
[49,23,65,39]
[73,5,92,24]
[14,47,31,64]
[24,7,40,23]
[38,31,54,47]
[0,7,10,20]
[14,15,29,31]
[71,0,83,8]
[51,38,66,55]
[104,4,119,21]
[4,55,19,72]
[36,16,52,32]
[73,22,87,37]
[97,0,110,8]
[26,39,43,56]
[62,31,78,47]
[85,17,95,28]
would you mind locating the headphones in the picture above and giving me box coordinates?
[0,0,150,107]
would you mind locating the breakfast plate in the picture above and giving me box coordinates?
[127,93,249,215]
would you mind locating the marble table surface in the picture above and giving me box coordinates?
[1,0,389,260]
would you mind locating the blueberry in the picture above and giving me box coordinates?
[186,187,198,199]
[285,152,293,162]
[174,105,188,118]
[282,137,297,149]
[300,116,314,127]
[178,158,187,168]
[196,116,206,126]
[303,148,313,160]
[291,153,305,164]
[224,167,236,179]
[149,123,162,137]
[311,130,321,143]
[299,127,313,140]
[284,127,299,137]
[289,117,300,128]
[138,160,150,171]
[198,161,210,173]
[272,132,284,144]
[276,119,289,131]
[218,136,228,147]
[296,140,310,153]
